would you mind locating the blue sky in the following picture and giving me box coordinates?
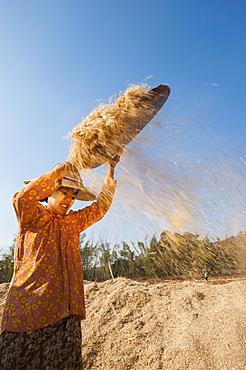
[0,0,245,253]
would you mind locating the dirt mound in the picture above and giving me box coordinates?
[1,277,246,369]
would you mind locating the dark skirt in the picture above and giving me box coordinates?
[0,315,83,370]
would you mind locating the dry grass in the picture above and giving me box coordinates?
[68,84,152,169]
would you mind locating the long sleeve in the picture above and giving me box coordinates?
[1,167,117,333]
[13,168,60,227]
[74,174,117,233]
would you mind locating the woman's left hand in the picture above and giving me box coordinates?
[107,152,122,179]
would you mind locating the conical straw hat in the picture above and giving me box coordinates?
[24,164,96,202]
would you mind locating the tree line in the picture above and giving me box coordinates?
[1,231,242,283]
[80,231,240,281]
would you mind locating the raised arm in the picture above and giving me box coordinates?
[13,162,78,226]
[97,154,120,206]
[75,155,121,232]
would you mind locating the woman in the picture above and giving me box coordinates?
[0,158,119,369]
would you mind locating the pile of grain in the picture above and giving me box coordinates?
[82,276,246,370]
[1,277,246,369]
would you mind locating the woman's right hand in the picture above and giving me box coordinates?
[55,162,79,180]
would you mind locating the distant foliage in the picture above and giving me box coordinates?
[0,231,243,284]
[0,242,15,283]
[80,231,240,281]
[80,233,146,281]
[138,231,238,279]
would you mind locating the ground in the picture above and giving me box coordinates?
[1,276,246,370]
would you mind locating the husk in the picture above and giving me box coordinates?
[67,84,152,169]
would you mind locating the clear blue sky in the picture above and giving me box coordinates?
[0,0,245,253]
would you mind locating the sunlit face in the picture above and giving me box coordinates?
[47,187,77,216]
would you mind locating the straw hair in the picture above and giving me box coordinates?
[67,84,152,169]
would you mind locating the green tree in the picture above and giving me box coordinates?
[0,241,15,283]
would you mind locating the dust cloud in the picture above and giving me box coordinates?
[77,112,246,244]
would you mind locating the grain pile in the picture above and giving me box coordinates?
[1,277,246,369]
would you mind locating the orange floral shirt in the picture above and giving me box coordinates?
[1,167,116,333]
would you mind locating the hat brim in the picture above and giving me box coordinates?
[23,178,97,202]
[60,177,96,201]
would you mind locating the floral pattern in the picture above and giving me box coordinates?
[1,167,116,333]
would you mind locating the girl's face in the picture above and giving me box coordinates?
[47,187,77,216]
